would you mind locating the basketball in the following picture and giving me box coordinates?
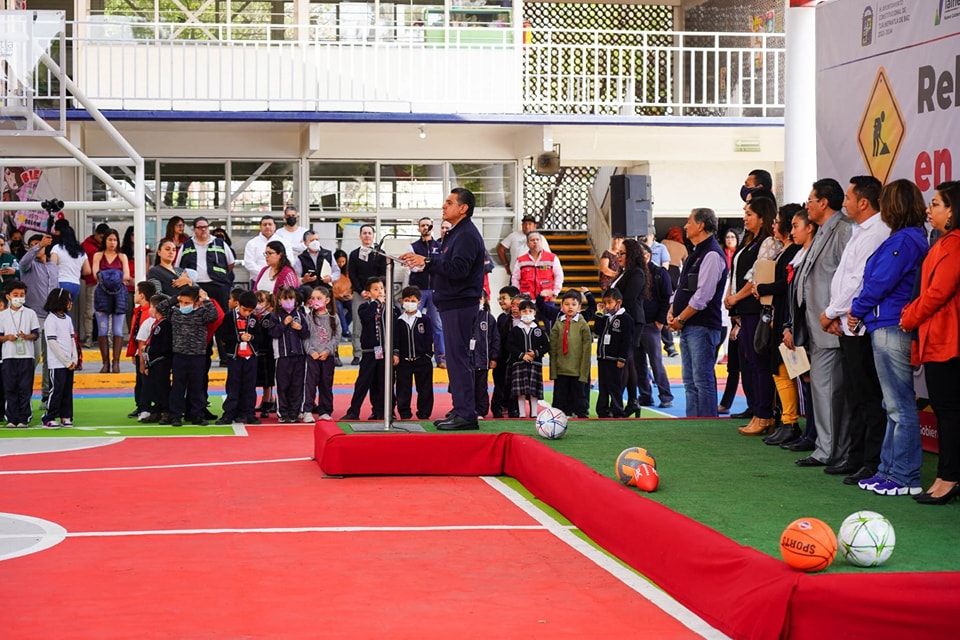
[632,463,659,492]
[838,510,896,567]
[779,517,837,572]
[535,407,568,440]
[615,447,657,485]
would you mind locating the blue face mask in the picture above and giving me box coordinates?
[179,304,196,315]
[740,185,754,202]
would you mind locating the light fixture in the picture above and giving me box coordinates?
[418,126,426,140]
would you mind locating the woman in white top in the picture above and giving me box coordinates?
[50,225,91,301]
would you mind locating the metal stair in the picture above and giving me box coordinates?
[542,232,601,295]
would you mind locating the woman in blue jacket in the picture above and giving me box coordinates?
[849,179,929,497]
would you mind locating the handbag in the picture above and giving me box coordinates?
[753,306,774,355]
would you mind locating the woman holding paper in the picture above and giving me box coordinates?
[753,203,804,445]
[900,180,960,504]
[724,196,781,435]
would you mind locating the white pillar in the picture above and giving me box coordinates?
[783,1,818,202]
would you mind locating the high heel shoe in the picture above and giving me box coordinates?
[739,417,775,436]
[914,484,960,505]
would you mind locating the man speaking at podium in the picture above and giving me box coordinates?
[401,188,486,431]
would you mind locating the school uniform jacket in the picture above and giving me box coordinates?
[592,308,633,363]
[505,322,550,366]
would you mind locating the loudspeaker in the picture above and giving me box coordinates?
[610,175,652,237]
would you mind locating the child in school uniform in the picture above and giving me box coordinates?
[41,288,78,428]
[127,281,157,421]
[303,285,340,422]
[490,285,519,418]
[471,292,500,419]
[254,290,277,418]
[0,280,40,427]
[144,295,173,424]
[393,285,433,420]
[505,299,550,418]
[216,290,262,425]
[591,287,634,418]
[548,289,592,419]
[342,277,390,421]
[269,286,310,423]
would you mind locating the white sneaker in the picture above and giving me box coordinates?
[61,418,73,427]
[300,413,316,423]
[137,411,152,422]
[318,414,332,421]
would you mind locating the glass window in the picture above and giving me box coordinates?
[157,162,226,209]
[451,163,513,211]
[379,163,444,210]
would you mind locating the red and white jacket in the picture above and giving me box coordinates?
[512,250,564,300]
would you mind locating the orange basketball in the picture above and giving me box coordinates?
[779,517,837,572]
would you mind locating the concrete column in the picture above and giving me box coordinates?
[783,1,818,202]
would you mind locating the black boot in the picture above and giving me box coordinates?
[764,423,801,446]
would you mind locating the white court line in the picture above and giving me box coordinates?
[0,456,313,475]
[482,476,730,640]
[2,524,550,539]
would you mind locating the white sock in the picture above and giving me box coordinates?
[518,396,528,418]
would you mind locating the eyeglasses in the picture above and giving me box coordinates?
[194,225,209,230]
[264,250,278,257]
[806,198,821,205]
[616,251,626,256]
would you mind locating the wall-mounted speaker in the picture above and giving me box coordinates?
[610,174,652,237]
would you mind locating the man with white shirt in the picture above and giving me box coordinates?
[242,215,276,286]
[272,205,309,262]
[818,176,891,481]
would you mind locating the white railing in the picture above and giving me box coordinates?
[34,22,784,117]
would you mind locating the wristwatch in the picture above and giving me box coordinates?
[677,317,686,327]
[423,256,432,270]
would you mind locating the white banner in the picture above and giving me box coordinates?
[816,0,960,195]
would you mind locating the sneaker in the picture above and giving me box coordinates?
[61,418,73,427]
[872,479,923,496]
[42,419,60,429]
[857,474,886,491]
[300,413,316,423]
[658,401,674,408]
[137,411,153,422]
[16,423,28,429]
[318,414,332,421]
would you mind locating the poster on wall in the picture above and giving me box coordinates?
[2,165,54,233]
[815,0,958,196]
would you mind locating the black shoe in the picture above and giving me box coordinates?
[730,410,753,420]
[351,357,360,365]
[204,409,217,420]
[824,459,858,475]
[436,415,479,431]
[158,414,171,425]
[215,416,233,425]
[842,467,876,485]
[334,356,343,367]
[433,413,455,427]
[665,348,679,357]
[171,418,182,427]
[639,398,655,407]
[341,413,360,421]
[399,414,413,420]
[245,416,261,425]
[658,401,673,409]
[623,403,640,417]
[795,456,827,467]
[127,409,140,418]
[193,419,209,427]
[785,438,816,452]
[914,485,960,505]
[764,423,800,446]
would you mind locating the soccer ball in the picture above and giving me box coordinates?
[535,407,568,440]
[838,510,896,567]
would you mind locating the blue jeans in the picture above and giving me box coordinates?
[872,325,922,487]
[679,324,722,417]
[419,288,445,363]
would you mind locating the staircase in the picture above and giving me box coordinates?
[542,232,601,295]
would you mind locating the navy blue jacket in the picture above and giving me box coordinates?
[144,317,172,365]
[505,323,550,366]
[218,308,261,359]
[268,307,310,357]
[592,309,633,363]
[394,313,433,361]
[427,217,485,311]
[471,310,501,370]
[642,264,673,326]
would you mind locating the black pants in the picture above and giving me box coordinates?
[926,359,960,482]
[440,306,478,421]
[491,361,508,417]
[222,355,258,420]
[146,358,172,413]
[473,368,491,418]
[303,355,335,416]
[718,332,743,409]
[348,352,385,418]
[838,334,885,467]
[596,360,626,418]
[45,368,74,421]
[3,358,33,424]
[276,355,306,420]
[553,375,584,417]
[396,357,434,419]
[134,355,146,411]
[170,354,208,421]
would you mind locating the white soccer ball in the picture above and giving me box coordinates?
[838,510,896,567]
[535,407,568,440]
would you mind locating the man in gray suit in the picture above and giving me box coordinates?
[793,178,853,468]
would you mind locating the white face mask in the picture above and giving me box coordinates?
[308,240,321,252]
[520,313,535,324]
[10,296,25,308]
[402,301,419,313]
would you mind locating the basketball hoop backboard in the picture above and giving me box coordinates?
[0,10,65,136]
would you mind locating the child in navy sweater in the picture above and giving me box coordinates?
[342,277,390,421]
[393,285,433,420]
[471,293,500,419]
[269,286,310,423]
[144,295,173,424]
[591,288,634,418]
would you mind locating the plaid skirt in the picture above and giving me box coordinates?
[510,360,543,398]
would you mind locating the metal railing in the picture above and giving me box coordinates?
[32,21,784,117]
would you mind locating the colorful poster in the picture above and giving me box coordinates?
[2,165,52,232]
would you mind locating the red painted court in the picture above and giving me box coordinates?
[0,428,714,638]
